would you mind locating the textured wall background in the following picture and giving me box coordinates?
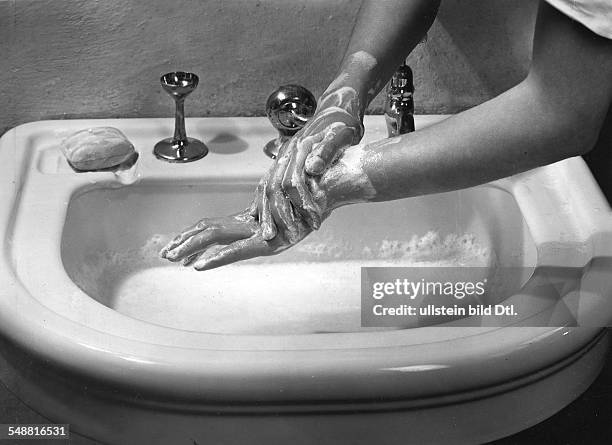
[0,0,538,135]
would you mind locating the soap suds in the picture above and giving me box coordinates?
[72,233,171,300]
[69,230,492,334]
[323,50,377,99]
[324,73,350,96]
[373,231,490,264]
[347,50,377,71]
[317,87,362,119]
[317,143,377,208]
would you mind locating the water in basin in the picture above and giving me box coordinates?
[61,182,536,334]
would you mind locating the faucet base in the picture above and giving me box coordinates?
[154,138,208,163]
[263,136,289,159]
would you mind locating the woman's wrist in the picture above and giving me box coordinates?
[320,50,382,119]
[317,84,364,124]
[307,143,377,217]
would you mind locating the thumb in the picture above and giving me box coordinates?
[305,124,356,175]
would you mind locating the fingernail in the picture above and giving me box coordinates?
[193,259,211,271]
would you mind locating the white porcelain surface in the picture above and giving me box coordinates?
[1,116,612,444]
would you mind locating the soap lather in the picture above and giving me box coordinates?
[61,127,137,171]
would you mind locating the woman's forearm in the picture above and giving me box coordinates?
[319,77,604,208]
[320,0,440,116]
[369,81,593,200]
[318,1,612,209]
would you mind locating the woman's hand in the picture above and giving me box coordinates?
[159,208,312,271]
[160,141,375,271]
[302,88,364,175]
[251,87,364,241]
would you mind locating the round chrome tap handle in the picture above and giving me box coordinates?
[264,85,316,159]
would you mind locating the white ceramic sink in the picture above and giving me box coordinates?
[1,116,612,445]
[61,180,533,334]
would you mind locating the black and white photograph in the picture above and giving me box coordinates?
[1,0,612,444]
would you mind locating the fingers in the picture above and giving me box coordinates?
[266,143,301,242]
[248,195,259,217]
[163,224,249,262]
[163,229,218,261]
[193,236,273,271]
[305,123,356,176]
[246,165,281,241]
[182,253,200,266]
[268,192,297,242]
[256,141,294,241]
[260,189,277,241]
[191,215,314,271]
[282,134,323,229]
[162,213,255,262]
[249,169,272,217]
[160,219,209,258]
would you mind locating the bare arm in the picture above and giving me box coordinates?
[162,1,612,272]
[251,0,440,238]
[318,1,612,207]
[325,0,440,113]
[302,0,439,174]
[162,0,440,269]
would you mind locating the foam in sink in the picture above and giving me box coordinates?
[70,230,494,335]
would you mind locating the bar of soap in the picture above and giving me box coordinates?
[61,127,136,171]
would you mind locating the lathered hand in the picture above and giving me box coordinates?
[161,141,375,271]
[302,89,364,175]
[160,208,312,271]
[252,87,364,241]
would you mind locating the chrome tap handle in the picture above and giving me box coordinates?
[266,85,317,135]
[264,85,317,158]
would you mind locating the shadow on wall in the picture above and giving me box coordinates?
[1,0,536,135]
[409,0,537,114]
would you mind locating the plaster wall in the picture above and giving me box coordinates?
[0,0,538,135]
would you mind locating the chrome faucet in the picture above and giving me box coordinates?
[154,72,209,163]
[384,63,415,137]
[264,85,317,159]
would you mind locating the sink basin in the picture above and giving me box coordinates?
[61,182,533,334]
[2,116,612,444]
